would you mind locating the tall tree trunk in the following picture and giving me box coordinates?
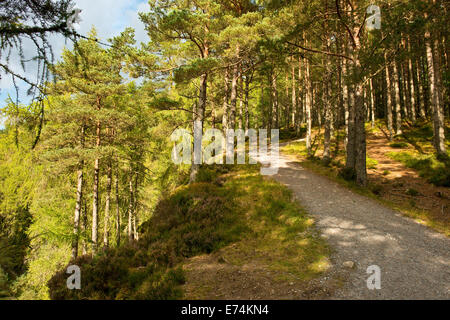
[342,49,349,149]
[92,118,100,254]
[132,173,139,241]
[323,35,331,161]
[271,70,279,129]
[305,55,312,156]
[115,172,120,247]
[190,36,209,183]
[285,71,289,129]
[384,55,394,140]
[342,2,367,186]
[238,76,243,130]
[415,57,426,119]
[81,199,87,255]
[127,174,134,243]
[407,38,417,122]
[229,63,239,130]
[71,125,85,260]
[370,78,376,128]
[244,74,250,132]
[291,62,297,129]
[392,61,403,135]
[103,160,112,248]
[222,68,229,130]
[425,29,447,155]
[190,72,208,183]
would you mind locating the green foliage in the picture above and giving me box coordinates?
[389,142,408,149]
[339,167,356,181]
[174,58,219,83]
[405,188,420,197]
[387,151,450,187]
[0,267,11,298]
[366,157,378,169]
[369,184,383,196]
[47,166,247,299]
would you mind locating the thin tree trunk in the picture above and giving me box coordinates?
[92,118,100,254]
[291,62,297,129]
[190,72,208,183]
[415,57,426,119]
[384,55,394,140]
[407,38,417,122]
[133,173,139,241]
[190,35,209,183]
[392,61,403,135]
[425,28,446,155]
[127,174,134,243]
[222,68,229,130]
[81,199,87,255]
[342,50,349,149]
[229,63,239,130]
[238,76,243,130]
[71,125,85,260]
[244,75,250,132]
[115,172,120,247]
[370,78,376,128]
[271,70,279,129]
[305,55,312,156]
[103,160,112,248]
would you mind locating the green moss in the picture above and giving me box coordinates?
[389,142,408,148]
[386,151,450,187]
[366,157,378,169]
[405,188,420,196]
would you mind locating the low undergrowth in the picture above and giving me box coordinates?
[48,164,330,299]
[281,140,450,236]
[386,151,450,187]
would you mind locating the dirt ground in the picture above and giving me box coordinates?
[182,244,347,300]
[365,130,450,228]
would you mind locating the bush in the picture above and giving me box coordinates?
[366,157,378,169]
[387,151,450,187]
[427,168,450,187]
[389,142,408,148]
[369,184,383,195]
[405,188,420,196]
[48,180,247,300]
[0,267,10,298]
[339,167,356,181]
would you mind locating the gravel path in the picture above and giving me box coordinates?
[265,147,450,299]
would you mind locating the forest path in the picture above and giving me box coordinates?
[262,142,450,299]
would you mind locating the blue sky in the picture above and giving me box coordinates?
[0,0,150,115]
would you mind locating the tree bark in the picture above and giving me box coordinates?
[291,62,297,129]
[229,63,239,130]
[271,70,279,129]
[384,58,394,139]
[92,117,100,254]
[127,174,134,242]
[222,68,229,130]
[392,61,403,135]
[115,172,120,247]
[425,29,447,155]
[305,55,312,156]
[103,160,112,248]
[244,74,250,132]
[71,127,85,260]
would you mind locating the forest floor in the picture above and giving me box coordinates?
[277,131,450,299]
[183,124,450,300]
[282,122,450,236]
[182,166,345,299]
